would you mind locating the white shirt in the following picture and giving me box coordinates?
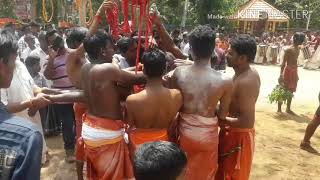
[17,35,40,55]
[180,41,187,51]
[0,59,38,119]
[113,54,130,69]
[183,43,190,57]
[21,47,34,62]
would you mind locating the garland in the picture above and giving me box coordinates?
[42,0,54,23]
[85,0,94,26]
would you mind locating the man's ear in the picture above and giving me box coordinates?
[239,55,247,63]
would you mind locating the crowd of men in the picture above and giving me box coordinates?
[1,0,320,180]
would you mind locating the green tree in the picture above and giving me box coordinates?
[0,0,16,18]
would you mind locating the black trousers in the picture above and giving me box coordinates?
[53,104,76,150]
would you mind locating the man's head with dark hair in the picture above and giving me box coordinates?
[116,37,137,65]
[293,32,305,46]
[46,29,58,46]
[226,34,257,67]
[24,34,36,49]
[141,49,166,78]
[83,30,114,64]
[29,21,41,35]
[66,27,88,49]
[4,23,15,32]
[134,141,187,180]
[21,24,31,33]
[25,55,41,75]
[38,31,48,51]
[189,25,216,61]
[0,30,18,88]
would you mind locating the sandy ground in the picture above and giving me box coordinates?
[41,64,320,180]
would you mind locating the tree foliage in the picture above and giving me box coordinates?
[0,0,16,18]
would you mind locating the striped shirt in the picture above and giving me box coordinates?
[51,54,74,90]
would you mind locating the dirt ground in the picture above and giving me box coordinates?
[41,64,320,180]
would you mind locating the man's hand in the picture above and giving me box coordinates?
[31,93,52,109]
[97,0,114,15]
[174,59,193,67]
[278,75,284,85]
[149,3,161,25]
[48,47,58,61]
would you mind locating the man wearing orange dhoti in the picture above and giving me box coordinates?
[216,34,261,180]
[125,49,182,154]
[167,25,233,180]
[46,31,146,180]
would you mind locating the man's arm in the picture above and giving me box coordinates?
[280,49,289,75]
[12,131,43,180]
[224,81,257,127]
[5,93,51,114]
[217,79,233,120]
[103,64,146,86]
[43,47,57,80]
[151,10,187,59]
[68,0,114,60]
[46,90,87,104]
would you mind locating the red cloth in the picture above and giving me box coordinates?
[178,113,219,180]
[83,113,134,180]
[128,128,168,156]
[74,102,87,161]
[216,128,255,180]
[283,65,298,92]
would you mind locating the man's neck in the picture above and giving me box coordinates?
[233,64,250,76]
[193,58,210,67]
[146,78,163,89]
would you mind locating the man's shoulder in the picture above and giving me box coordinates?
[236,69,260,89]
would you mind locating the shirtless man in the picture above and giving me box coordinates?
[216,34,261,180]
[65,27,88,180]
[278,32,305,114]
[168,25,233,180]
[65,3,112,179]
[47,31,145,180]
[125,49,182,154]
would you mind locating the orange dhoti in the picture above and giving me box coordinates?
[74,102,87,161]
[216,127,255,180]
[128,128,168,155]
[82,113,134,180]
[283,65,298,92]
[178,113,219,180]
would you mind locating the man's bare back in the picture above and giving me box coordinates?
[172,65,232,118]
[229,68,260,128]
[126,86,182,128]
[283,46,300,67]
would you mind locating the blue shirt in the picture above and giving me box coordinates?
[0,102,43,180]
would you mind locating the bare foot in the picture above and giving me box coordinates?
[300,141,319,154]
[286,109,297,115]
